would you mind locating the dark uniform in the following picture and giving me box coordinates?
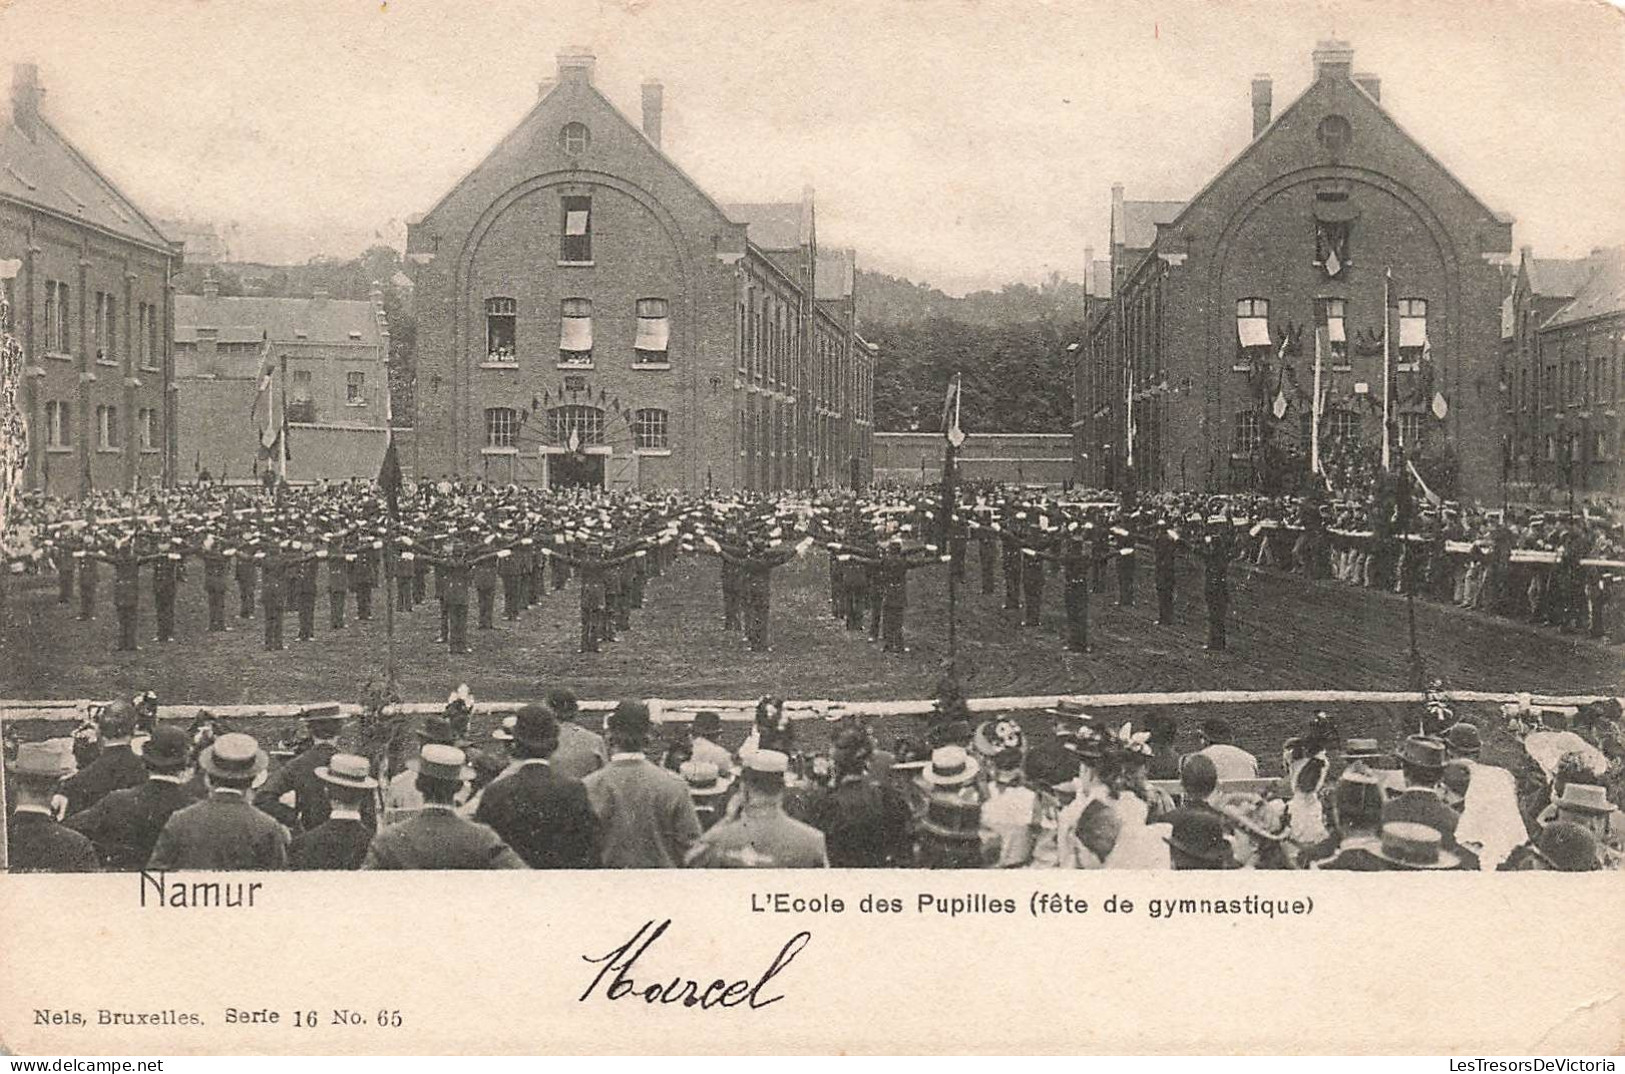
[200,545,234,632]
[326,541,350,629]
[1154,524,1179,626]
[258,549,291,651]
[152,549,184,642]
[1057,534,1092,653]
[234,546,257,618]
[1112,525,1137,607]
[76,550,99,620]
[1202,517,1232,651]
[292,551,320,641]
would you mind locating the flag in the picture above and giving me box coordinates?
[378,438,403,518]
[1325,247,1341,277]
[944,373,965,448]
[1432,391,1448,420]
[250,342,282,464]
[1272,388,1288,420]
[1406,457,1441,506]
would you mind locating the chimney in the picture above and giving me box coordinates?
[557,49,596,87]
[1354,72,1381,102]
[1312,39,1355,82]
[640,79,664,147]
[1519,244,1533,265]
[202,271,218,300]
[1111,183,1125,246]
[11,63,42,141]
[1251,75,1273,137]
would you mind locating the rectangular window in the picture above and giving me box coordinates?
[1315,219,1351,275]
[96,404,118,450]
[559,298,593,366]
[1398,412,1423,450]
[1397,298,1427,369]
[146,303,160,369]
[634,298,670,361]
[346,371,366,406]
[44,401,69,447]
[0,274,14,328]
[1232,410,1261,454]
[634,408,669,450]
[1329,409,1360,442]
[138,407,158,451]
[93,292,116,362]
[1319,297,1349,368]
[45,281,69,353]
[561,196,592,262]
[288,370,315,423]
[1235,298,1270,357]
[485,297,517,362]
[484,407,517,449]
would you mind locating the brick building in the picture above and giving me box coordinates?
[1,64,181,496]
[172,279,391,483]
[405,51,872,490]
[1073,41,1514,501]
[1503,246,1624,502]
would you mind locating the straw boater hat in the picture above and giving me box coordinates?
[417,743,474,783]
[1371,821,1460,870]
[199,732,269,781]
[917,746,980,788]
[6,741,77,783]
[315,753,378,791]
[679,760,734,798]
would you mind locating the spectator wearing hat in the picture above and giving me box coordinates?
[688,711,733,772]
[680,761,735,831]
[289,754,378,870]
[1191,718,1258,782]
[64,726,197,870]
[1164,808,1238,870]
[1382,736,1467,852]
[364,744,525,870]
[1543,782,1619,867]
[256,704,360,834]
[1308,769,1387,870]
[973,718,1050,868]
[544,687,607,781]
[1500,820,1602,872]
[474,705,600,869]
[913,746,991,869]
[7,743,99,873]
[583,700,702,868]
[383,715,469,824]
[60,700,146,816]
[148,733,289,871]
[804,728,912,867]
[689,750,828,868]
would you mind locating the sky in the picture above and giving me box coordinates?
[1,0,1622,294]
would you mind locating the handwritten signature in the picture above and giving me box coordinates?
[580,919,812,1010]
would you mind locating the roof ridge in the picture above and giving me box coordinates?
[34,115,172,252]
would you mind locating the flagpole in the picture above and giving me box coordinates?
[276,350,289,489]
[1311,327,1324,476]
[1381,268,1393,473]
[942,372,961,678]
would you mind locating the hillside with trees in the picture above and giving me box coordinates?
[857,269,1085,433]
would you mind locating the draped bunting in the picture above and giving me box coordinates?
[635,316,670,352]
[1238,317,1271,348]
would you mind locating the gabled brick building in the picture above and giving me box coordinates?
[405,51,872,490]
[1074,41,1514,500]
[1,64,182,496]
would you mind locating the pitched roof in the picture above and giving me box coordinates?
[1525,257,1595,299]
[174,294,382,346]
[815,248,854,300]
[1543,248,1625,330]
[724,201,810,250]
[1,113,172,252]
[1113,199,1185,251]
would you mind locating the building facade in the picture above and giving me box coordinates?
[1,64,181,496]
[1074,41,1514,501]
[406,51,872,491]
[1503,246,1623,502]
[172,280,391,483]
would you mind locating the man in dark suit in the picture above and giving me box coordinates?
[60,699,147,816]
[288,754,378,871]
[1381,735,1479,868]
[147,733,289,871]
[7,743,100,873]
[255,704,365,834]
[364,744,526,870]
[474,705,599,869]
[64,725,197,870]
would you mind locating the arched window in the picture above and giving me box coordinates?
[634,408,669,450]
[547,405,604,447]
[559,122,591,155]
[484,407,517,449]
